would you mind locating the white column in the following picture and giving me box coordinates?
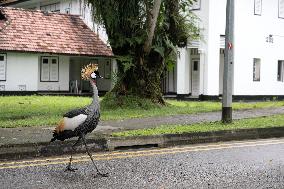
[199,49,206,95]
[111,59,118,90]
[177,48,190,95]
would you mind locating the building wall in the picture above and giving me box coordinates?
[179,0,284,97]
[97,58,113,91]
[0,52,112,92]
[234,0,284,95]
[204,0,227,96]
[38,55,70,91]
[0,52,39,91]
[176,0,226,96]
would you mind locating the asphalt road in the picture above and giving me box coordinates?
[0,138,284,189]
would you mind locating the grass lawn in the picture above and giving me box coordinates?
[0,95,284,128]
[112,114,284,137]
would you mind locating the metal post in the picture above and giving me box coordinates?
[222,0,234,123]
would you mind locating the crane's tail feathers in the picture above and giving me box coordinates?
[55,119,65,134]
[50,119,65,142]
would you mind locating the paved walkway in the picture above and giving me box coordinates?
[0,107,283,147]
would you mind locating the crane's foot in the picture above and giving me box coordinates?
[94,172,109,178]
[64,164,78,172]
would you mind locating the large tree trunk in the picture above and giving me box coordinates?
[111,0,164,104]
[112,50,165,105]
[144,0,162,54]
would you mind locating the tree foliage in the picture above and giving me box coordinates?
[88,0,199,104]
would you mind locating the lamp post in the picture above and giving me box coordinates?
[222,0,234,123]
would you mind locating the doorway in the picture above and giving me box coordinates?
[191,59,200,97]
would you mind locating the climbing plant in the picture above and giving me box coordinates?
[88,0,199,104]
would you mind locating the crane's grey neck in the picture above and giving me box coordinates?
[90,80,99,106]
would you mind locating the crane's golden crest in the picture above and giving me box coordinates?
[81,63,98,80]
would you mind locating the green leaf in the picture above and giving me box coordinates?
[153,46,165,57]
[122,61,134,73]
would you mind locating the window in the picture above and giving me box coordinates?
[0,54,6,81]
[254,0,262,15]
[279,0,284,18]
[253,58,261,81]
[277,60,284,82]
[40,3,60,13]
[193,61,198,71]
[41,57,59,82]
[189,0,201,10]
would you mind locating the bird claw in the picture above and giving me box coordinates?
[65,165,78,172]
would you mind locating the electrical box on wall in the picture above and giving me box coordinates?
[18,85,26,91]
[0,85,5,91]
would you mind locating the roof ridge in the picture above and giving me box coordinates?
[0,6,81,17]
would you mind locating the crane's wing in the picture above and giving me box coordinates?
[63,107,87,118]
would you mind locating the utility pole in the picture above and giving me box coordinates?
[222,0,234,123]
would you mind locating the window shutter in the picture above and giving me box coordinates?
[50,58,59,81]
[41,58,50,81]
[0,54,6,81]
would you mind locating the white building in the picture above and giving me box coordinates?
[0,7,114,94]
[174,0,284,100]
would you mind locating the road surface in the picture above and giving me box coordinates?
[0,138,284,189]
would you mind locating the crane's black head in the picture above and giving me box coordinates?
[90,71,103,84]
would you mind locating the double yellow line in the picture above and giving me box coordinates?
[0,138,283,170]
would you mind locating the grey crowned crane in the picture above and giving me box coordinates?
[50,64,108,177]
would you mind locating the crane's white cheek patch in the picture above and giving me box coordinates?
[63,114,87,131]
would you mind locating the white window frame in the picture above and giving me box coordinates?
[254,0,262,15]
[277,60,284,82]
[253,58,261,82]
[279,0,284,19]
[0,54,7,81]
[40,56,59,82]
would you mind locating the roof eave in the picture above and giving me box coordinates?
[0,49,114,58]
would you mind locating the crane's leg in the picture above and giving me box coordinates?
[81,134,109,177]
[65,136,82,172]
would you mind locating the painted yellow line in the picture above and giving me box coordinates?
[0,138,283,166]
[0,140,283,170]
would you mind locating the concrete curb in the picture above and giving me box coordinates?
[107,127,284,150]
[1,127,284,160]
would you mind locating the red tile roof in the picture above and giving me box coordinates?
[0,7,113,57]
